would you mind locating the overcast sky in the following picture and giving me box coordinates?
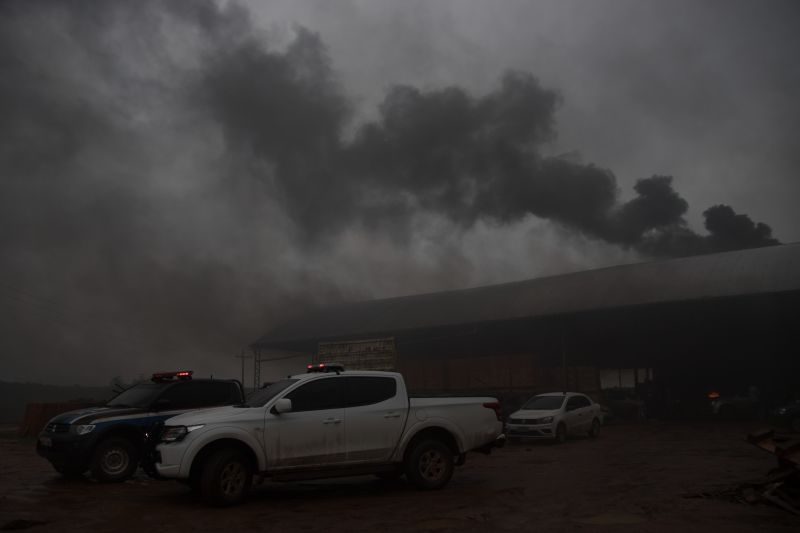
[1,0,797,385]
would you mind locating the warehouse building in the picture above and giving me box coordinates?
[252,243,800,413]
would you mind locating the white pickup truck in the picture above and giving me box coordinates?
[154,365,505,505]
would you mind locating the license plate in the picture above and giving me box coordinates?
[39,437,52,447]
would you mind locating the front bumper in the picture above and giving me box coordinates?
[505,423,555,439]
[154,442,189,479]
[36,432,96,469]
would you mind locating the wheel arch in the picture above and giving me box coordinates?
[188,438,261,482]
[400,426,461,463]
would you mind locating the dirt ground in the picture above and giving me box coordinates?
[1,421,797,532]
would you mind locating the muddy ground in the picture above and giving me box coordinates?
[1,421,797,532]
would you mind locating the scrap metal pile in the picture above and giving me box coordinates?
[686,428,800,515]
[743,428,800,515]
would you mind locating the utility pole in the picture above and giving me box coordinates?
[234,349,251,391]
[253,348,260,392]
[562,320,568,393]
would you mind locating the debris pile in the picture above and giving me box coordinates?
[743,428,800,515]
[685,428,800,515]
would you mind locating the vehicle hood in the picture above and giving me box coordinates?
[48,406,147,425]
[163,405,258,426]
[509,409,559,420]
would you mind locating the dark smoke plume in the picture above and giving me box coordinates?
[0,0,781,383]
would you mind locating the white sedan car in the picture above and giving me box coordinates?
[505,392,603,443]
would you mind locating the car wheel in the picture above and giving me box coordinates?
[90,437,139,482]
[588,418,600,438]
[554,423,567,444]
[404,440,455,490]
[54,463,86,478]
[200,449,253,506]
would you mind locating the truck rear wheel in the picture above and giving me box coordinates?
[404,440,454,490]
[90,437,138,482]
[200,449,253,506]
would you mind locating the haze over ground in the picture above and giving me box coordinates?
[1,0,797,385]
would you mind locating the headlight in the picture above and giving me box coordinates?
[74,424,95,435]
[538,417,554,424]
[161,424,204,443]
[778,408,787,415]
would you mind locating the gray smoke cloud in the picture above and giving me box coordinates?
[0,0,783,384]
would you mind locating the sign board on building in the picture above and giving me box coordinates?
[315,338,397,371]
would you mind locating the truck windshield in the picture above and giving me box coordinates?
[244,379,298,407]
[107,383,166,408]
[522,395,566,410]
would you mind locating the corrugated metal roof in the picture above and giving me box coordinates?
[255,243,800,346]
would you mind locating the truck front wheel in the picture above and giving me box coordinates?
[404,440,454,490]
[90,437,139,482]
[200,449,253,506]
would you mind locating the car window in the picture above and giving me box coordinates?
[566,396,582,411]
[522,395,565,410]
[157,383,194,409]
[343,377,397,407]
[245,379,298,407]
[107,383,167,408]
[567,396,591,410]
[157,382,236,409]
[192,382,240,406]
[284,377,345,412]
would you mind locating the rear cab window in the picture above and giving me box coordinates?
[158,381,240,409]
[343,376,397,407]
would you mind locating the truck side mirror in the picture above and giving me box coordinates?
[271,398,292,415]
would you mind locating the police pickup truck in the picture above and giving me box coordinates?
[37,371,244,482]
[155,364,506,505]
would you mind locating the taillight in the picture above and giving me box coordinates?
[483,402,502,421]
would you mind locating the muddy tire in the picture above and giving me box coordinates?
[404,440,454,490]
[200,449,253,506]
[90,437,138,482]
[554,423,567,444]
[588,418,600,438]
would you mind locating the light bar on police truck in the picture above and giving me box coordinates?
[151,370,194,382]
[306,363,344,373]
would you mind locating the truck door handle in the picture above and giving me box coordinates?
[323,418,342,424]
[383,413,401,419]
